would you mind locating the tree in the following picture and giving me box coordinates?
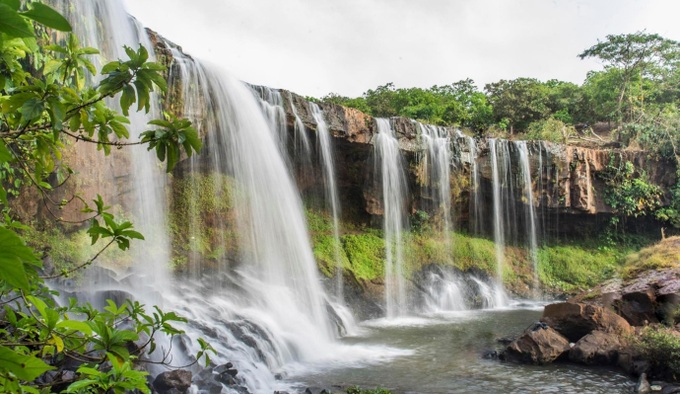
[579,32,680,122]
[320,92,371,114]
[0,2,210,392]
[484,78,551,133]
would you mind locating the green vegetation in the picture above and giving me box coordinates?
[537,245,623,292]
[0,3,210,392]
[524,118,575,144]
[621,236,680,280]
[600,156,662,219]
[634,326,680,380]
[169,173,238,268]
[307,210,631,294]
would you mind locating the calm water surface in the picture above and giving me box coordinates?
[291,306,635,393]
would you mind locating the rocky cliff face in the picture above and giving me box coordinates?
[212,85,676,238]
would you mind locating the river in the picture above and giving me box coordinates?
[290,304,635,393]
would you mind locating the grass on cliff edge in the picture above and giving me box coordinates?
[306,209,633,293]
[621,236,680,280]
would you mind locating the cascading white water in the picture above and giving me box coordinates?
[419,123,452,244]
[288,92,313,157]
[55,0,170,298]
[310,103,344,300]
[470,277,505,309]
[253,86,289,155]
[467,137,484,235]
[162,51,385,391]
[422,270,467,312]
[516,141,540,296]
[489,139,507,306]
[374,119,409,318]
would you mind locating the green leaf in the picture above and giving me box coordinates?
[121,230,144,240]
[133,79,149,112]
[65,379,99,393]
[56,319,93,335]
[0,346,54,381]
[0,0,20,11]
[21,3,72,32]
[120,84,135,116]
[0,227,40,291]
[0,3,33,37]
[0,140,12,163]
[100,61,121,75]
[19,97,44,122]
[43,59,61,75]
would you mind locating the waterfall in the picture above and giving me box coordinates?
[288,92,313,157]
[53,0,170,298]
[422,270,467,312]
[182,56,332,335]
[489,139,507,306]
[252,86,291,158]
[310,103,344,301]
[419,123,452,245]
[516,141,540,296]
[468,137,483,235]
[374,119,409,318]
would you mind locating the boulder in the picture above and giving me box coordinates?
[569,330,622,365]
[153,370,192,394]
[662,385,680,394]
[542,302,633,342]
[192,368,223,394]
[616,286,658,326]
[503,326,570,364]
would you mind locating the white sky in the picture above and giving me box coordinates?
[122,0,680,98]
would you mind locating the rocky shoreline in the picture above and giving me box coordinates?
[497,242,680,394]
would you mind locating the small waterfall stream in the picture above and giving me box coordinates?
[374,118,409,318]
[310,103,344,301]
[517,141,540,295]
[489,139,508,305]
[419,123,452,247]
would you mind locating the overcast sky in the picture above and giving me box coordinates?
[122,0,680,98]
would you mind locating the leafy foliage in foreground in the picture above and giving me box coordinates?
[0,2,211,392]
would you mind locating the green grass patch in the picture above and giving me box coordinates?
[451,232,496,274]
[313,235,350,277]
[341,233,385,281]
[621,236,680,280]
[537,244,622,292]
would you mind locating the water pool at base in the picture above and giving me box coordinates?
[290,306,635,394]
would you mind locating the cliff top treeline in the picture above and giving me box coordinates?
[314,32,680,159]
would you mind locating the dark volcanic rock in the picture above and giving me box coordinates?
[541,302,633,342]
[613,279,659,326]
[503,326,570,364]
[569,330,622,365]
[153,370,192,393]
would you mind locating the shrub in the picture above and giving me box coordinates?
[634,326,680,380]
[524,117,575,143]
